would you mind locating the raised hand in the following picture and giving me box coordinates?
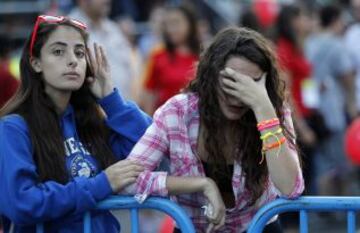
[86,43,114,99]
[220,67,269,110]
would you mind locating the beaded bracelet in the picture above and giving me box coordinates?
[263,137,286,151]
[260,128,283,141]
[257,118,280,131]
[259,137,286,164]
[257,118,279,127]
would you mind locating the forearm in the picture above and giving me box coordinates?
[253,100,302,196]
[166,176,209,195]
[264,141,301,195]
[2,174,112,225]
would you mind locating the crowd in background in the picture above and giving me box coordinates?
[1,0,360,232]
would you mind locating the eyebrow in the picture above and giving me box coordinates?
[49,41,85,48]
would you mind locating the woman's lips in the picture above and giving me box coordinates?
[63,72,80,79]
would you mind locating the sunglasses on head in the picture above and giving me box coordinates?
[29,15,87,58]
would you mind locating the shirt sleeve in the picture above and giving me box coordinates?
[0,117,113,225]
[97,89,152,159]
[122,104,171,201]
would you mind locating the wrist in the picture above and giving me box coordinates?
[104,168,116,193]
[101,84,115,99]
[201,178,215,194]
[253,99,277,121]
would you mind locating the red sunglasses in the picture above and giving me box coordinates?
[29,15,87,58]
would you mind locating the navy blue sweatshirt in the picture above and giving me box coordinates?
[0,90,152,233]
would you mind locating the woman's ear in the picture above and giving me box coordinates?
[30,57,42,73]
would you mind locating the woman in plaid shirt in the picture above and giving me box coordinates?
[124,27,304,233]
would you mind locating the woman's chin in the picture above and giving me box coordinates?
[59,83,84,92]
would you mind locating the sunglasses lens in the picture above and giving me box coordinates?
[38,15,86,29]
[40,15,63,22]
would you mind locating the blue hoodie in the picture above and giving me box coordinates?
[0,89,152,233]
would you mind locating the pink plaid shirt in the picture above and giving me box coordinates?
[125,93,304,233]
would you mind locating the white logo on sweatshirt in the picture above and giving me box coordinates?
[64,137,91,157]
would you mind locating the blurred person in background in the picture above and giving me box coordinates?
[239,8,262,34]
[117,16,143,103]
[69,0,135,100]
[118,15,167,233]
[138,5,166,60]
[140,4,200,115]
[345,0,360,116]
[197,18,213,49]
[137,5,201,230]
[0,35,19,109]
[275,5,318,230]
[275,4,318,194]
[305,5,356,197]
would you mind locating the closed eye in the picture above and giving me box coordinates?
[254,77,261,82]
[253,75,262,82]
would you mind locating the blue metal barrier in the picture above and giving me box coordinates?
[247,196,360,233]
[36,195,195,233]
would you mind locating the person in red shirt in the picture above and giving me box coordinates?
[140,5,200,115]
[276,5,318,150]
[0,36,19,108]
[275,5,320,230]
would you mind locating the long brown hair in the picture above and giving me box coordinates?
[186,27,296,204]
[0,19,116,184]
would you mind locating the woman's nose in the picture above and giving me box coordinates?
[67,52,78,67]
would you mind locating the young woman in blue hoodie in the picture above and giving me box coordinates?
[0,15,151,232]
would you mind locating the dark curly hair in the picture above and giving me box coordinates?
[186,27,296,204]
